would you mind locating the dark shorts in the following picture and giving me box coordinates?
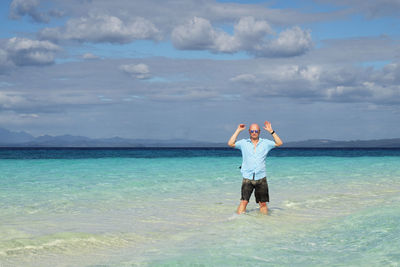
[241,177,269,203]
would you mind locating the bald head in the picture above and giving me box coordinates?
[249,123,260,131]
[249,123,260,140]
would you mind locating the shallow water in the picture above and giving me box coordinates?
[0,148,399,266]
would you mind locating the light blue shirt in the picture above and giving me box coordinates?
[235,138,276,180]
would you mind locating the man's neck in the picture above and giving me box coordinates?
[251,137,259,144]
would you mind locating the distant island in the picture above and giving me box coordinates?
[1,127,400,148]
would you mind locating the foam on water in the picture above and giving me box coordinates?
[1,149,400,266]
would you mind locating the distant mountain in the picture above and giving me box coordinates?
[0,127,223,147]
[0,128,35,143]
[1,127,400,147]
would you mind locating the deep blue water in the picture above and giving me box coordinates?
[1,147,400,159]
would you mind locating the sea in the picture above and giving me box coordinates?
[0,147,399,267]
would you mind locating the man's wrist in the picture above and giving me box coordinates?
[270,130,275,135]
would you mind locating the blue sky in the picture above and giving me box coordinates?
[1,0,400,142]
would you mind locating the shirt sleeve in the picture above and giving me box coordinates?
[265,139,276,151]
[234,139,244,150]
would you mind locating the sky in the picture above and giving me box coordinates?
[0,0,399,142]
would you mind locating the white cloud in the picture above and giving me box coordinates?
[233,16,274,46]
[82,53,99,60]
[9,0,63,23]
[228,61,400,105]
[9,0,47,22]
[381,62,400,83]
[39,14,161,44]
[230,74,257,83]
[19,113,39,118]
[7,37,59,51]
[253,26,313,57]
[0,91,27,109]
[4,37,60,67]
[171,16,312,57]
[299,65,321,81]
[41,0,340,31]
[171,17,232,51]
[244,64,321,82]
[119,63,151,79]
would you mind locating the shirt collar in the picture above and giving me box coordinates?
[246,138,264,143]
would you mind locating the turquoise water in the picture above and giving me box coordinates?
[0,148,400,266]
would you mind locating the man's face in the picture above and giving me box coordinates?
[249,124,260,139]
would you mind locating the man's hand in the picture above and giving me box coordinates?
[237,124,246,132]
[263,121,273,133]
[264,120,283,146]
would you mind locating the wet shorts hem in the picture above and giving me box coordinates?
[240,177,269,203]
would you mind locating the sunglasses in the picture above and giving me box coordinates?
[250,130,260,133]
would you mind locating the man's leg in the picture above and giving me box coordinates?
[259,202,268,215]
[237,200,248,214]
[238,178,253,214]
[255,178,269,215]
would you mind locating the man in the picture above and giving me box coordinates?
[228,121,283,215]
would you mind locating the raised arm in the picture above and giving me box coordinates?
[263,121,283,147]
[228,124,246,147]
